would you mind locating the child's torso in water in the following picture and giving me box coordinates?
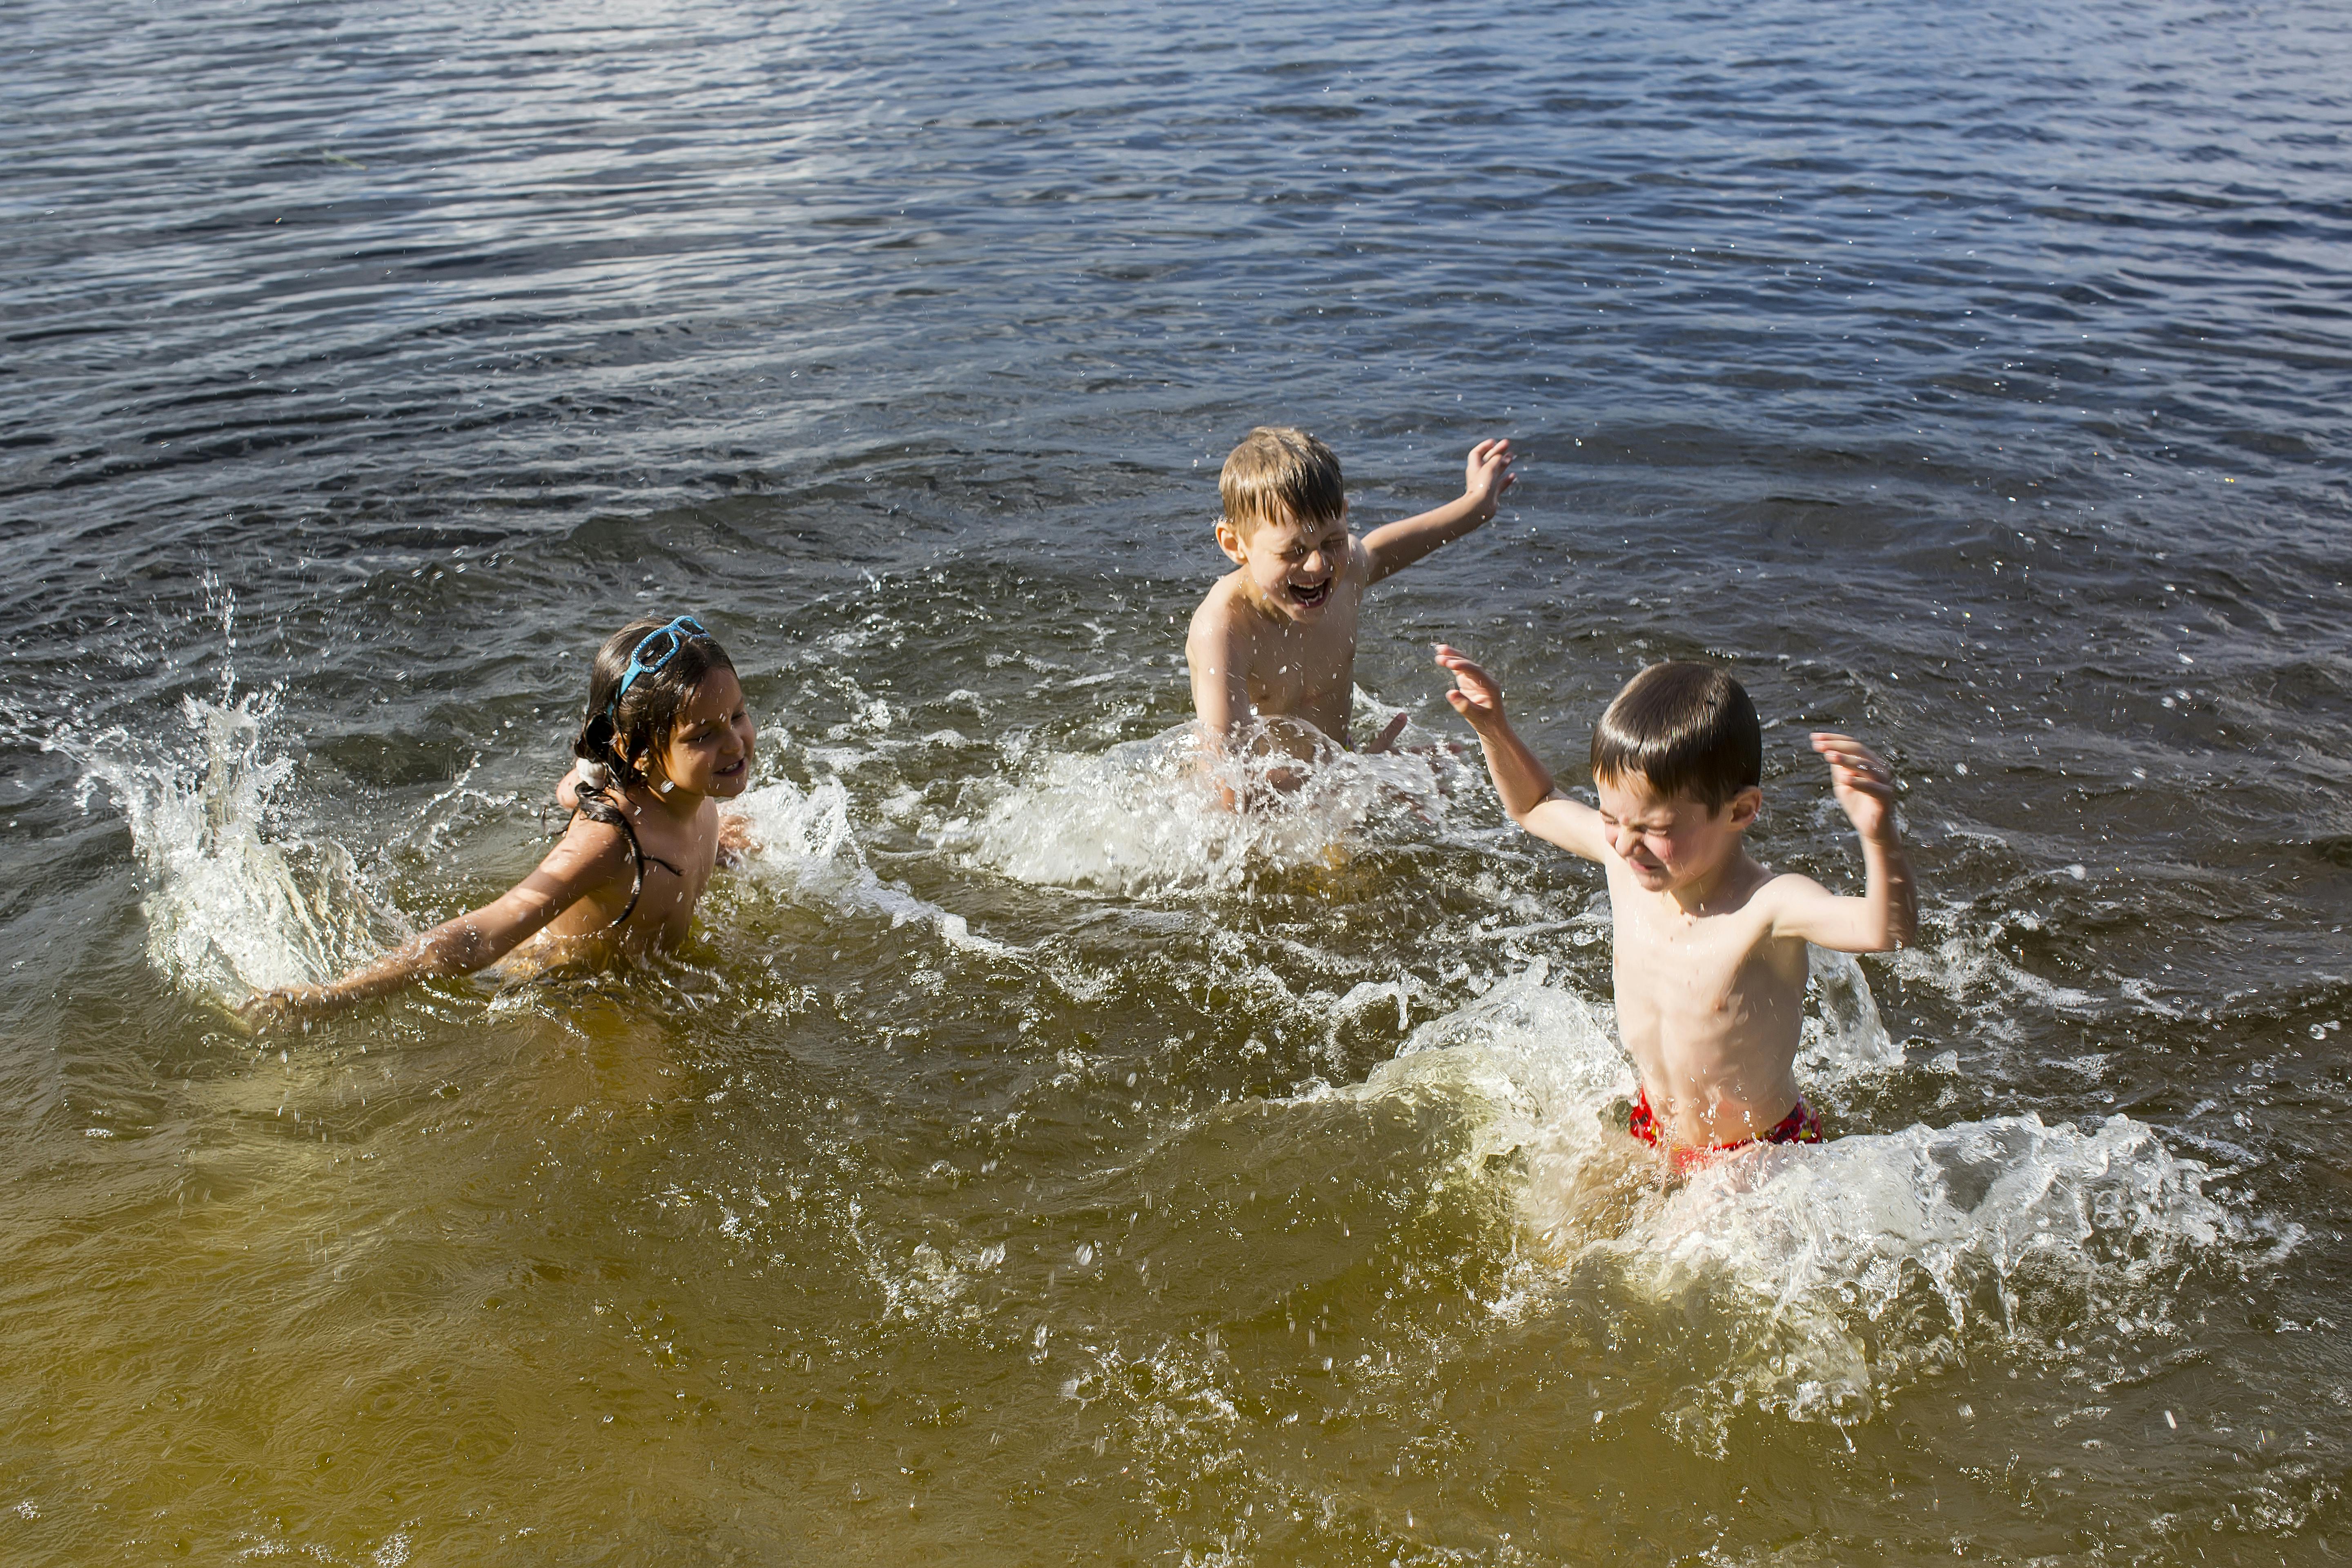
[509,791,722,978]
[1607,853,1811,1149]
[1196,553,1369,751]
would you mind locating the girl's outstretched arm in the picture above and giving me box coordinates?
[241,815,630,1028]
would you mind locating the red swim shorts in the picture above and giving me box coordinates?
[1628,1087,1822,1157]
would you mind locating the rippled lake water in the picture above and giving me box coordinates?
[4,0,2350,1562]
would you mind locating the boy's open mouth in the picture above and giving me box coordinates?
[1286,576,1333,609]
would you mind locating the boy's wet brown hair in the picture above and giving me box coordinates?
[1590,661,1762,812]
[1219,426,1346,535]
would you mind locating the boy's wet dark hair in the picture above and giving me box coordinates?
[1590,661,1761,812]
[1220,426,1346,535]
[572,617,735,795]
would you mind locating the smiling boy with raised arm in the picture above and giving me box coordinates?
[1187,428,1514,762]
[1435,647,1916,1163]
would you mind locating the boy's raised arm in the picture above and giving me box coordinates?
[1768,733,1917,953]
[1435,644,1609,862]
[1362,439,1515,584]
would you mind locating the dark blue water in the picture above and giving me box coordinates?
[3,1,2349,1562]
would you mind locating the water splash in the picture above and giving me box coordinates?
[729,773,1009,954]
[1628,1112,2258,1446]
[50,689,398,1001]
[951,719,1459,897]
[1800,943,1903,1081]
[1346,963,2268,1446]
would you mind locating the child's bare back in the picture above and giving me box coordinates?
[1187,428,1514,760]
[1437,648,1916,1159]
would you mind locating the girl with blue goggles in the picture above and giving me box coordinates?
[242,615,757,1027]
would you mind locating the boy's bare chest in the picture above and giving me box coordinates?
[1241,613,1359,708]
[1610,895,1794,1011]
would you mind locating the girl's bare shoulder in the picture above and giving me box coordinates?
[543,806,635,876]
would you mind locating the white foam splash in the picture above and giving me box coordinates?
[1371,962,1624,1131]
[728,774,1009,954]
[950,719,1457,897]
[51,692,398,1000]
[1629,1113,2247,1441]
[1800,944,1903,1081]
[1344,963,2261,1443]
[1895,913,2103,1020]
[860,1236,1011,1324]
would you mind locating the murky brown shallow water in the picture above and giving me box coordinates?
[3,0,2350,1562]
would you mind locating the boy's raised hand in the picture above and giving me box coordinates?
[1812,732,1898,840]
[1463,438,1516,519]
[1361,437,1518,583]
[1434,644,1510,734]
[1434,642,1600,854]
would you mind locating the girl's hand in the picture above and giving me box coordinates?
[1462,438,1516,521]
[1434,644,1510,735]
[1812,732,1898,840]
[716,811,760,866]
[1362,713,1410,754]
[236,983,337,1034]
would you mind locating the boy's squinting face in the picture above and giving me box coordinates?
[1218,506,1350,623]
[649,668,757,800]
[1593,769,1760,893]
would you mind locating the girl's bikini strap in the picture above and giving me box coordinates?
[572,787,686,932]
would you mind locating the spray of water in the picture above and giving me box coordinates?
[1328,960,2271,1446]
[951,718,1461,897]
[44,586,400,1002]
[1800,942,1903,1079]
[728,772,1010,954]
[1630,1111,2252,1444]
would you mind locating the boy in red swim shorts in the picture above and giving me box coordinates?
[1434,648,1915,1166]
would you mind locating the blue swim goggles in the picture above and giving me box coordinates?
[609,615,709,714]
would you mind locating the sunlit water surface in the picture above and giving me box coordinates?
[3,0,2350,1562]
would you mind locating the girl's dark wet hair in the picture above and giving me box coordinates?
[1590,661,1761,812]
[570,617,735,813]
